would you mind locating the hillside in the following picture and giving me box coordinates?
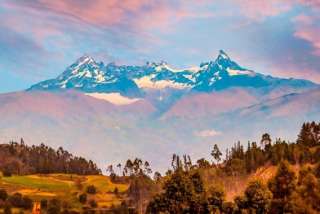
[0,141,101,175]
[0,173,129,213]
[0,122,319,213]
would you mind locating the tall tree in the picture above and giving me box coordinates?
[211,144,222,164]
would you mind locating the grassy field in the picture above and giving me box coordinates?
[0,173,130,213]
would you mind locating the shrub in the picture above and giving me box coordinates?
[47,199,61,214]
[86,185,97,194]
[8,193,23,207]
[3,203,12,214]
[0,189,8,201]
[114,187,119,196]
[2,168,12,177]
[21,196,33,209]
[79,193,87,204]
[40,199,48,210]
[89,200,97,208]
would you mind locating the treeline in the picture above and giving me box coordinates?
[223,121,320,176]
[145,121,320,213]
[147,160,320,213]
[0,140,101,175]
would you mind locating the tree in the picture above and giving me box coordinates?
[116,163,122,174]
[86,185,97,194]
[8,193,23,207]
[21,196,33,210]
[144,161,152,175]
[196,158,210,169]
[3,203,12,214]
[243,180,272,213]
[40,199,48,210]
[261,133,272,149]
[207,185,225,212]
[297,122,320,147]
[147,170,207,213]
[268,161,297,213]
[268,161,296,199]
[297,172,320,211]
[114,187,119,196]
[314,162,320,178]
[79,193,87,204]
[47,199,61,214]
[211,144,222,164]
[0,189,8,201]
[106,164,115,176]
[153,171,162,182]
[89,199,97,208]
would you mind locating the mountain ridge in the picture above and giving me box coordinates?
[28,50,317,97]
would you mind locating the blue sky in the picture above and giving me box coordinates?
[1,0,320,93]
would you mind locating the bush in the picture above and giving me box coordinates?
[86,185,97,194]
[79,193,87,204]
[47,199,61,214]
[7,193,32,209]
[114,187,119,196]
[89,200,97,208]
[40,199,48,210]
[0,189,8,201]
[3,203,12,214]
[21,196,33,209]
[2,168,12,177]
[8,193,23,207]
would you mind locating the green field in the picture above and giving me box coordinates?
[0,174,129,212]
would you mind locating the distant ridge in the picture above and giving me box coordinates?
[29,50,317,96]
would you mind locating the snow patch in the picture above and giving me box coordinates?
[226,68,255,76]
[85,93,141,105]
[134,76,190,89]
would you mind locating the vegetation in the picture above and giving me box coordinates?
[145,121,320,213]
[0,121,319,213]
[0,140,101,175]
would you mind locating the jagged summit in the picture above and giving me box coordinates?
[28,50,317,95]
[76,54,95,64]
[217,49,230,59]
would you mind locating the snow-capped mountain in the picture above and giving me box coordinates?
[28,55,142,97]
[2,50,320,170]
[193,50,315,92]
[29,50,317,98]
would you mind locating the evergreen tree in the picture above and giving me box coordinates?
[268,161,297,213]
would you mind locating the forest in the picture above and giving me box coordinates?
[110,121,320,214]
[0,141,101,175]
[0,121,319,214]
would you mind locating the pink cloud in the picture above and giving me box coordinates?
[8,0,181,31]
[233,0,293,21]
[293,14,320,56]
[272,67,320,83]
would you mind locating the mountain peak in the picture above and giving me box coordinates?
[28,50,317,94]
[75,55,96,66]
[217,50,230,60]
[146,61,168,68]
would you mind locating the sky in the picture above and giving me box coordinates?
[1,0,320,93]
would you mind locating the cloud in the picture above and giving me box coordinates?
[5,0,182,32]
[194,129,221,138]
[1,0,320,89]
[293,14,320,56]
[234,0,293,22]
